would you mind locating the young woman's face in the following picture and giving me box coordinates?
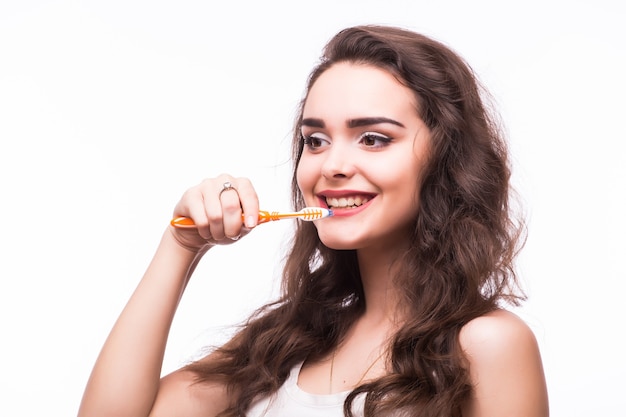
[296,62,431,251]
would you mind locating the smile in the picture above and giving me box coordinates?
[325,195,370,209]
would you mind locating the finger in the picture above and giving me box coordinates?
[219,181,243,239]
[203,179,230,241]
[234,177,260,229]
[174,185,214,240]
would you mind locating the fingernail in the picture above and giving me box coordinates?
[245,215,255,228]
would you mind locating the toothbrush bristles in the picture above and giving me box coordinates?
[300,207,333,220]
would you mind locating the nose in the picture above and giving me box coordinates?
[321,141,355,180]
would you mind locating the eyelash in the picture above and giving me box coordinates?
[302,135,326,149]
[358,132,392,148]
[302,132,393,150]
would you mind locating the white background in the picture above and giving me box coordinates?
[1,1,625,416]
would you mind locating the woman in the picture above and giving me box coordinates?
[79,25,549,417]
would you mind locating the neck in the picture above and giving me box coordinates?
[356,245,407,324]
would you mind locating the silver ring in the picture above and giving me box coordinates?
[219,181,237,197]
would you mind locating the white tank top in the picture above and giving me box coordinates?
[246,362,365,417]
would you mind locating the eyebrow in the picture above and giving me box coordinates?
[301,117,405,129]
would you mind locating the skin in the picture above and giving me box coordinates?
[460,310,549,417]
[296,63,430,254]
[78,63,549,417]
[296,62,431,392]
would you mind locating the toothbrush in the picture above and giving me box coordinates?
[171,207,333,228]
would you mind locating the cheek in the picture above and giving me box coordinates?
[295,158,312,194]
[296,156,322,207]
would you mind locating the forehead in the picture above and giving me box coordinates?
[303,62,418,119]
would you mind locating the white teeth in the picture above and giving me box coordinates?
[326,196,369,209]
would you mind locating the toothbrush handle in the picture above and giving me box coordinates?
[171,211,283,228]
[257,211,277,224]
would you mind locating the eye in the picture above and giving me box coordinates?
[302,133,331,150]
[358,132,392,148]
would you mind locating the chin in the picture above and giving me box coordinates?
[320,241,359,251]
[317,233,362,251]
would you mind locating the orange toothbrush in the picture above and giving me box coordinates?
[171,207,333,228]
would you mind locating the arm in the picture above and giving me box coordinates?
[460,309,549,417]
[78,176,259,417]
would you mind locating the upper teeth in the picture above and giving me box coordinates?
[326,196,369,208]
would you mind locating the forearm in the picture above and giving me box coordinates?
[78,229,209,417]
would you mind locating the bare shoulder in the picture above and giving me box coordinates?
[149,366,229,417]
[459,309,549,417]
[460,309,537,356]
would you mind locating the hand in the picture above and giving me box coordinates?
[169,175,259,252]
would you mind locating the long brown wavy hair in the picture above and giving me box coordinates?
[186,25,526,417]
